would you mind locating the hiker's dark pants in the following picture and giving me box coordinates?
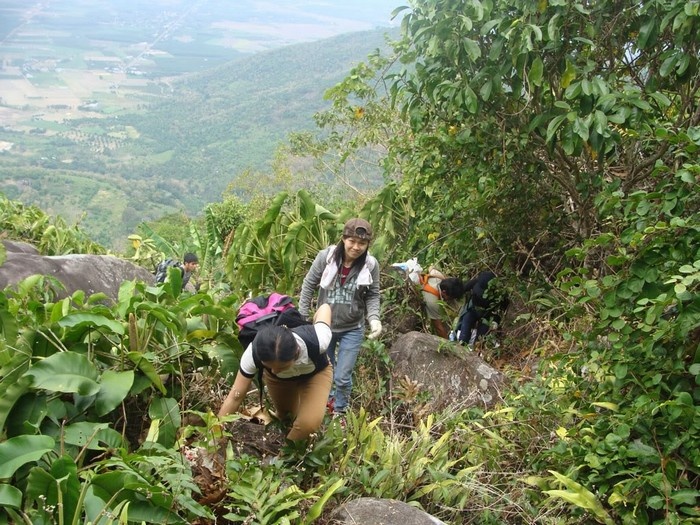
[264,366,333,440]
[459,308,499,344]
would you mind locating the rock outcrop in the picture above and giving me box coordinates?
[389,331,505,411]
[0,240,154,302]
[330,497,447,525]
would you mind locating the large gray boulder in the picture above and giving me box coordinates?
[330,497,447,525]
[389,331,505,411]
[0,241,154,302]
[2,240,40,255]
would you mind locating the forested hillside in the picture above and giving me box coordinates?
[0,1,698,524]
[0,28,398,249]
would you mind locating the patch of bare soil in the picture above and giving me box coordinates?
[182,408,287,515]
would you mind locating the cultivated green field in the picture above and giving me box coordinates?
[0,0,400,248]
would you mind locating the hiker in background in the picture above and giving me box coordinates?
[217,304,333,441]
[154,252,199,290]
[298,218,381,418]
[439,271,509,347]
[391,258,452,339]
[420,265,451,339]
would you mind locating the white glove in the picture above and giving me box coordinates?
[368,319,383,340]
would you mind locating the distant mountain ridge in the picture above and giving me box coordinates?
[131,27,399,205]
[0,28,398,248]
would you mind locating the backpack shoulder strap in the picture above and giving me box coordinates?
[251,347,265,408]
[419,274,441,298]
[291,324,326,369]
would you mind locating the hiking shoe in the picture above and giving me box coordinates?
[326,397,335,415]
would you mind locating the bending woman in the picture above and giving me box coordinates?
[218,304,332,440]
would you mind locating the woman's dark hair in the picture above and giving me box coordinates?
[439,277,468,300]
[252,325,298,363]
[333,238,368,269]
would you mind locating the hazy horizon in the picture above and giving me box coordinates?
[0,0,406,54]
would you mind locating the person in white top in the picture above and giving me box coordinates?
[218,304,333,441]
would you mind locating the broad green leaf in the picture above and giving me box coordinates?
[125,500,186,524]
[96,369,134,416]
[188,303,232,318]
[637,18,658,49]
[187,329,217,340]
[83,484,125,525]
[207,343,240,380]
[48,298,72,323]
[561,59,576,88]
[314,203,336,220]
[164,266,183,297]
[530,57,543,86]
[545,471,615,524]
[648,91,671,108]
[676,53,690,76]
[303,479,345,523]
[561,124,575,155]
[630,97,652,111]
[148,397,181,448]
[258,192,289,238]
[0,307,18,346]
[4,391,48,437]
[51,455,80,525]
[25,352,100,396]
[58,313,125,335]
[25,468,62,515]
[547,13,560,41]
[0,483,22,509]
[117,280,138,317]
[0,435,55,478]
[0,376,31,435]
[628,439,659,459]
[63,421,125,450]
[648,494,665,509]
[90,471,137,501]
[25,456,80,524]
[670,489,699,505]
[479,79,492,100]
[573,117,589,141]
[462,38,481,61]
[593,110,608,134]
[133,302,183,333]
[546,115,567,143]
[297,189,316,221]
[127,351,166,394]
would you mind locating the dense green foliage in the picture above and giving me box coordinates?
[283,0,700,522]
[0,267,241,524]
[0,194,105,256]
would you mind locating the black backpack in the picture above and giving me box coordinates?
[236,293,310,404]
[154,259,182,284]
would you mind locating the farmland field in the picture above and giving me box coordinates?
[0,0,401,248]
[0,0,400,129]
